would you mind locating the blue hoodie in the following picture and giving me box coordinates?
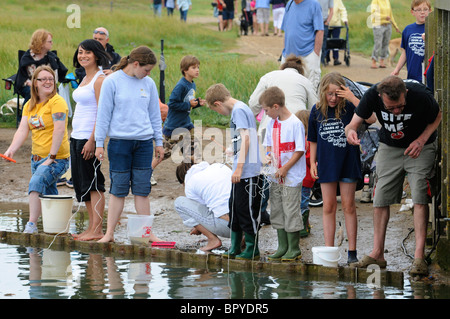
[163,77,196,137]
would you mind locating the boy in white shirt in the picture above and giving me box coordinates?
[261,86,306,262]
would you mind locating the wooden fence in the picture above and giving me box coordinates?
[425,0,450,247]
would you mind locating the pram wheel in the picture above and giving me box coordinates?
[309,181,323,207]
[344,52,350,66]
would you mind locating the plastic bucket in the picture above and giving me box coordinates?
[127,214,155,245]
[312,246,341,267]
[41,250,72,282]
[40,195,73,234]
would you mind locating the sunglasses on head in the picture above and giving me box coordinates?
[93,30,108,36]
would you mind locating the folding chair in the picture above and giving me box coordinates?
[2,50,26,127]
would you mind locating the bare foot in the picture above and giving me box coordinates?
[200,238,222,252]
[97,235,114,243]
[75,232,104,241]
[149,232,162,242]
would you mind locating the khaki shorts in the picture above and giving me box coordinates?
[373,141,437,207]
[269,183,303,232]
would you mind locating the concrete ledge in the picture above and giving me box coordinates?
[0,230,404,288]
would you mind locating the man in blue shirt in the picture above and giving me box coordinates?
[281,0,324,91]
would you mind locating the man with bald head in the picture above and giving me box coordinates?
[75,27,121,81]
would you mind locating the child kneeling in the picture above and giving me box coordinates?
[261,87,306,262]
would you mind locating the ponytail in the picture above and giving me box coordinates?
[112,46,157,71]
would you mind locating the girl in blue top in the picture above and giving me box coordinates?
[308,72,375,264]
[95,46,164,243]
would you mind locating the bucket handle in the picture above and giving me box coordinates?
[316,252,341,263]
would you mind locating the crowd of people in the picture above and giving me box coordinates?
[2,0,440,278]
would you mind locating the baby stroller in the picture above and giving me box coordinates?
[308,77,378,207]
[326,23,351,67]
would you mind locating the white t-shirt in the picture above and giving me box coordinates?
[185,162,232,218]
[71,70,104,140]
[263,114,306,187]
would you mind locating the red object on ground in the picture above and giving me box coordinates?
[151,241,176,248]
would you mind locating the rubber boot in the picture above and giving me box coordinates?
[268,229,288,261]
[281,231,302,262]
[222,230,242,259]
[236,232,260,260]
[299,210,311,238]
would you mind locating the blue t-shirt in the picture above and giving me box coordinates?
[307,101,361,183]
[256,0,270,9]
[230,101,262,179]
[401,22,425,82]
[163,77,196,136]
[281,0,324,57]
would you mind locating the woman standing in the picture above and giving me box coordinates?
[95,46,164,243]
[15,29,67,109]
[3,66,70,233]
[70,39,111,241]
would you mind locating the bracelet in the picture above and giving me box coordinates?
[48,154,56,160]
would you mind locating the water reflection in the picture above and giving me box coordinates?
[1,243,449,299]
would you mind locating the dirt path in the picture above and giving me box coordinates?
[231,30,407,82]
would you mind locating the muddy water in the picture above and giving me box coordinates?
[2,243,450,299]
[1,206,450,299]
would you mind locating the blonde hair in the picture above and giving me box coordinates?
[205,83,231,108]
[28,65,57,111]
[316,72,346,120]
[29,29,52,55]
[295,109,310,134]
[180,55,200,76]
[113,46,157,71]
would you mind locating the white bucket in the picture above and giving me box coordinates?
[127,214,155,245]
[312,246,341,267]
[41,249,72,282]
[40,195,73,234]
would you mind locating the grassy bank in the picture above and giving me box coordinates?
[0,0,416,127]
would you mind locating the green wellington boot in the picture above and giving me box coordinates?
[222,230,242,259]
[268,229,288,261]
[299,210,311,238]
[236,232,260,260]
[281,231,302,262]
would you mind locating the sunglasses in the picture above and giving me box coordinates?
[93,30,108,36]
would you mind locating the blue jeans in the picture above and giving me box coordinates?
[301,186,311,213]
[153,4,162,16]
[107,138,154,197]
[180,9,188,21]
[29,156,69,195]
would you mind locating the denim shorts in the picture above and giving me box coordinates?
[107,138,154,197]
[29,156,69,195]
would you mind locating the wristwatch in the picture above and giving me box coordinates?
[48,154,57,160]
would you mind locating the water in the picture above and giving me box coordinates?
[1,206,450,299]
[1,243,450,299]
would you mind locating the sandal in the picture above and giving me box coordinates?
[410,258,428,277]
[349,255,387,269]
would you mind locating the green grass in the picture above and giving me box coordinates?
[0,0,419,127]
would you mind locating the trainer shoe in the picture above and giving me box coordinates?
[151,175,157,186]
[57,177,67,186]
[65,178,73,188]
[23,221,38,234]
